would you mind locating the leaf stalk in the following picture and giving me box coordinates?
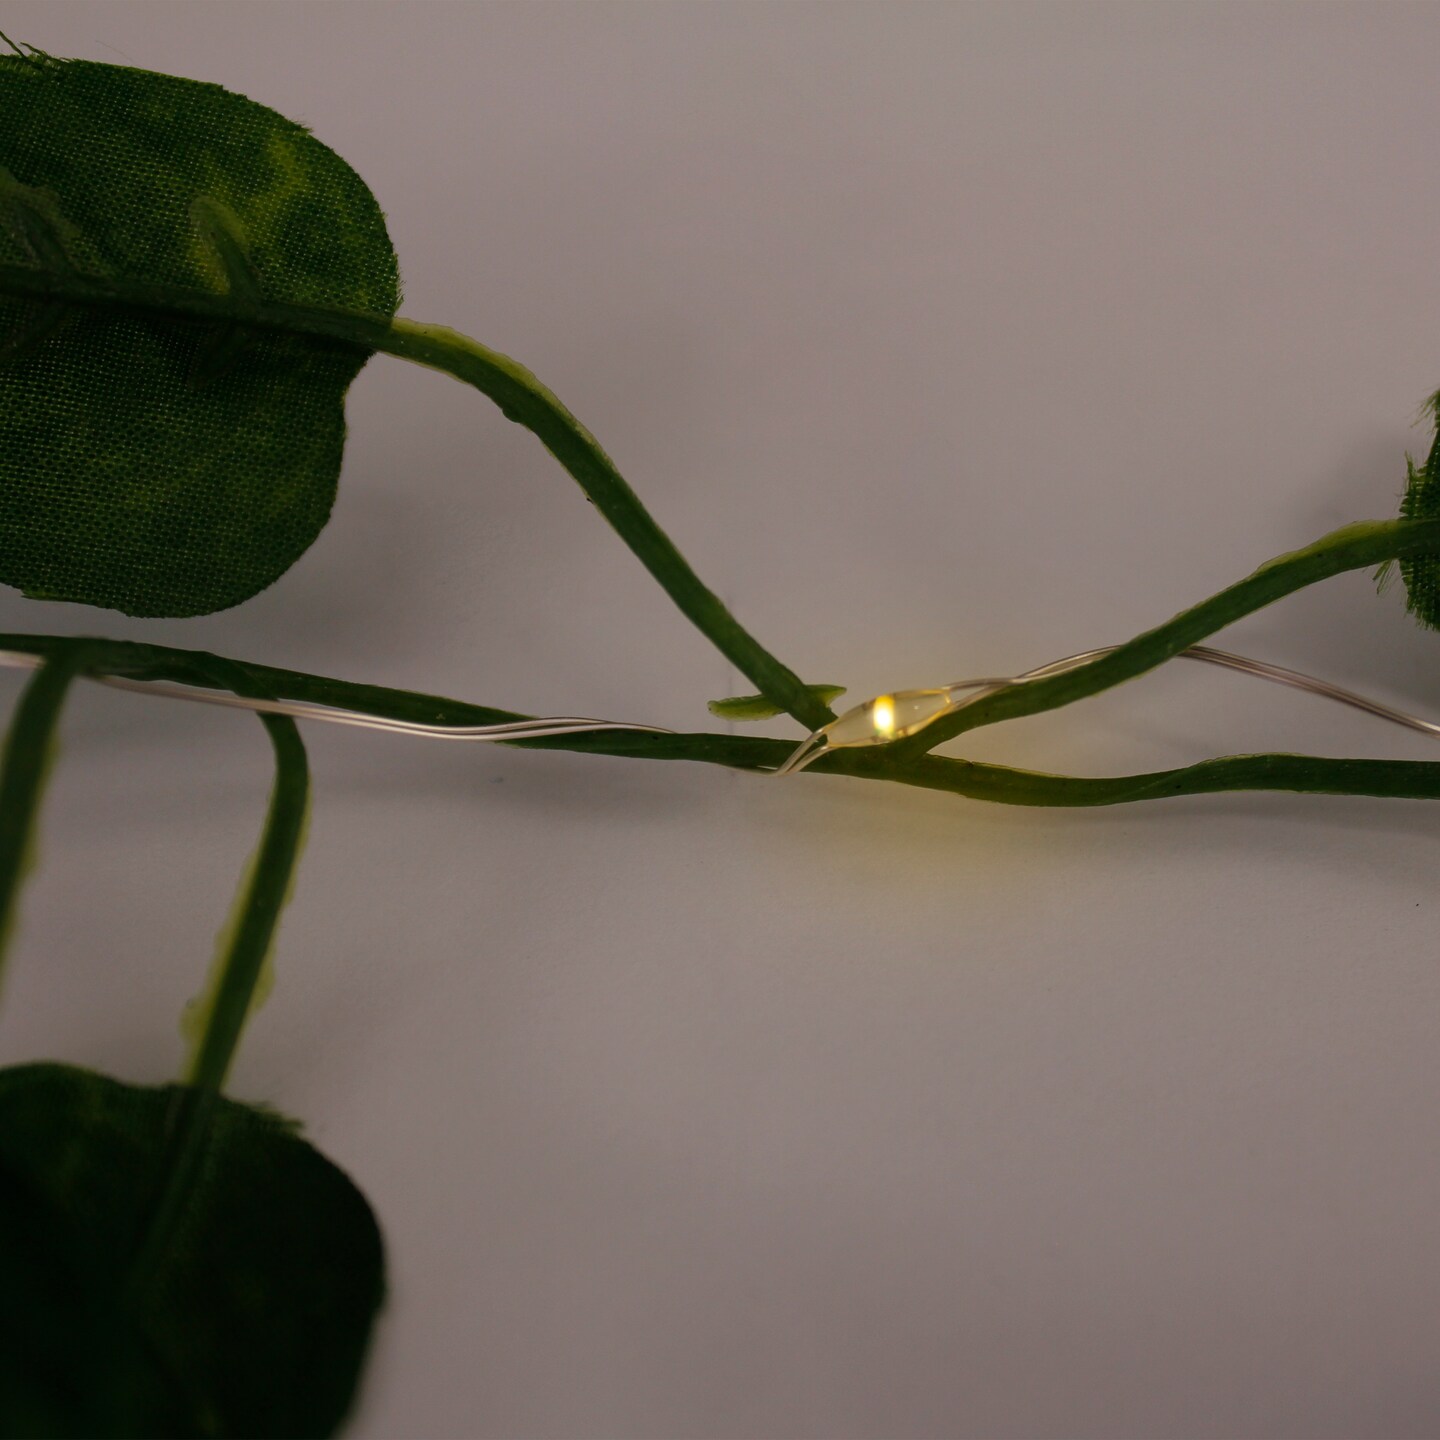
[182,658,310,1096]
[0,639,91,989]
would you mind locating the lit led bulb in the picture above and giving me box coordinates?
[772,683,995,776]
[823,689,957,747]
[773,637,1440,780]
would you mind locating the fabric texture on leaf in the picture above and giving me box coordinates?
[0,51,400,616]
[0,1062,384,1439]
[1397,391,1440,630]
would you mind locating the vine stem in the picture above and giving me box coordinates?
[2,255,1439,802]
[3,618,1440,807]
[129,660,309,1291]
[379,318,836,730]
[0,639,91,987]
[888,517,1440,759]
[0,262,836,732]
[181,659,310,1096]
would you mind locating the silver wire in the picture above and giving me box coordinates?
[3,643,1435,773]
[772,642,1440,776]
[0,649,677,743]
[971,643,1440,739]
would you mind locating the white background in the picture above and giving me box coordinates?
[3,3,1440,1436]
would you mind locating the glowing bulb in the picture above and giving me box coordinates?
[818,688,958,750]
[774,683,984,775]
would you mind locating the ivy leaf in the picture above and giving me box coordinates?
[0,1062,384,1439]
[1390,389,1440,629]
[0,48,400,617]
[708,683,846,721]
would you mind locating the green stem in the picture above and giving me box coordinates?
[182,658,310,1096]
[129,658,309,1291]
[2,633,1440,808]
[380,318,835,730]
[890,518,1440,758]
[872,750,1440,806]
[0,641,90,986]
[0,262,836,731]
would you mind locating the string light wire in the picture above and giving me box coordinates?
[769,644,1440,776]
[0,649,676,743]
[0,644,1436,775]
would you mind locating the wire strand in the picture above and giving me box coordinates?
[3,644,1435,771]
[772,643,1440,775]
[0,649,677,742]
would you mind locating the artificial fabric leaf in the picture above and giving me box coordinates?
[707,683,846,721]
[0,46,400,616]
[0,1062,384,1439]
[1393,390,1440,629]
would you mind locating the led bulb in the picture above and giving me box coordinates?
[822,688,957,749]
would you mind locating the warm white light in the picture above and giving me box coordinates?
[872,695,896,737]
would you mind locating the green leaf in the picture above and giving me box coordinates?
[1393,390,1440,629]
[0,51,400,617]
[707,683,845,721]
[0,1062,384,1439]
